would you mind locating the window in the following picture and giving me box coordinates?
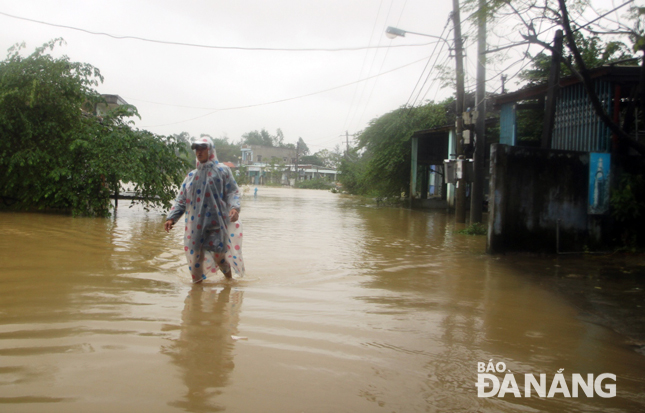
[257,155,262,162]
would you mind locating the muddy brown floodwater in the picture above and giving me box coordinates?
[1,187,644,412]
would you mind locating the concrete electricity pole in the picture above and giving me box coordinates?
[346,130,349,159]
[452,0,467,223]
[470,0,487,224]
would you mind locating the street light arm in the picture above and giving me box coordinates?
[385,26,452,50]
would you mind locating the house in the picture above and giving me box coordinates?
[95,94,130,116]
[287,164,338,183]
[487,65,643,253]
[240,145,296,165]
[410,117,497,210]
[239,145,338,186]
[496,65,641,152]
[409,125,455,209]
[244,163,338,186]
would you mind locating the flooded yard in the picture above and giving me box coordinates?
[1,187,644,412]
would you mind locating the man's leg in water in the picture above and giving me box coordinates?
[213,252,233,279]
[188,250,207,283]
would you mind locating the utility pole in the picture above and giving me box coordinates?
[452,0,467,223]
[346,130,350,159]
[295,139,300,183]
[541,30,563,149]
[470,0,487,224]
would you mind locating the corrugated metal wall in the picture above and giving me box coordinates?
[552,80,612,152]
[499,103,516,146]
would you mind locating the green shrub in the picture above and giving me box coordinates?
[0,40,186,216]
[457,222,488,235]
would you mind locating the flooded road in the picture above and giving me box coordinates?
[1,187,644,412]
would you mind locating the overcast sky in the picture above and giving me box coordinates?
[0,0,635,153]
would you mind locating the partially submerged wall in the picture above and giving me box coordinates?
[487,144,591,253]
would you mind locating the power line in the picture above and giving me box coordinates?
[407,19,452,107]
[0,10,436,53]
[139,54,433,128]
[574,0,633,33]
[340,0,386,135]
[347,1,395,133]
[420,54,455,104]
[354,0,399,127]
[411,47,450,106]
[345,0,416,134]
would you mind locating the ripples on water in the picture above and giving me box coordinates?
[0,187,644,412]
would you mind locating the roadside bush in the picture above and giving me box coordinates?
[457,222,488,236]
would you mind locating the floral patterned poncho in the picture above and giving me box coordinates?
[166,137,245,280]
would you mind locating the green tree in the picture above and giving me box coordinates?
[519,33,635,86]
[339,99,451,197]
[482,0,645,155]
[81,107,188,214]
[240,128,296,149]
[266,156,286,185]
[235,162,249,185]
[0,40,187,216]
[297,137,310,156]
[202,134,240,163]
[300,154,324,166]
[338,147,368,194]
[172,131,194,169]
[303,147,343,169]
[242,129,273,146]
[314,146,343,169]
[273,128,285,147]
[173,132,240,165]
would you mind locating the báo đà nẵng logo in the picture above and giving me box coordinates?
[476,360,616,398]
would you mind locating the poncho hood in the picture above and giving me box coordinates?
[192,136,218,169]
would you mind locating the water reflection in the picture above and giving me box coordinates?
[163,285,243,412]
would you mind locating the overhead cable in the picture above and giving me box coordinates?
[139,54,432,128]
[407,18,452,107]
[340,0,386,134]
[0,10,436,52]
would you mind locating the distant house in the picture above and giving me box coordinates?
[240,145,296,165]
[94,94,130,117]
[244,163,337,186]
[287,164,338,182]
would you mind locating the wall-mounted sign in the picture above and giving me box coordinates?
[588,152,610,215]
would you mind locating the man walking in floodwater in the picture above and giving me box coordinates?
[164,137,245,282]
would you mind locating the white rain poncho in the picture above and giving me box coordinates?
[167,137,245,282]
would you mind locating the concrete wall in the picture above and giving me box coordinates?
[487,144,592,253]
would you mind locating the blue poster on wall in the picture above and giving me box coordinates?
[588,152,610,215]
